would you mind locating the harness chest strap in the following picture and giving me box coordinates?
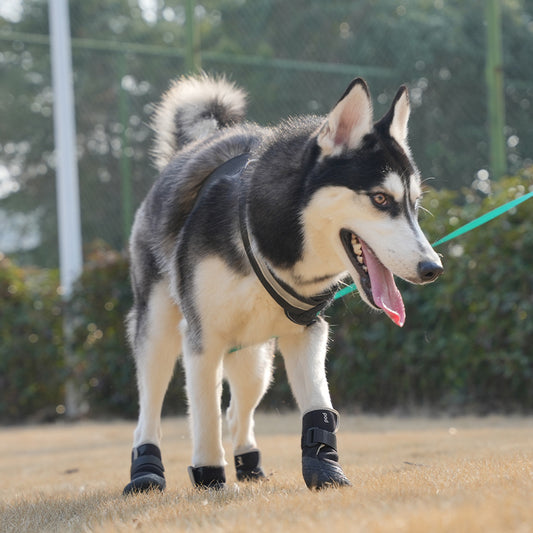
[235,159,336,326]
[198,153,336,327]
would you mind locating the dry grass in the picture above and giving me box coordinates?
[1,413,532,533]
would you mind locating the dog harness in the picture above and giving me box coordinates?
[199,154,337,327]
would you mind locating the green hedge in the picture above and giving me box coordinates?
[0,256,63,422]
[1,171,532,422]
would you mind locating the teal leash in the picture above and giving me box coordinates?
[431,190,533,248]
[333,190,533,301]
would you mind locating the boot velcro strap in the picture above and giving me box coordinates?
[304,427,337,451]
[131,455,165,478]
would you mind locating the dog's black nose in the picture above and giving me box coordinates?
[417,261,443,283]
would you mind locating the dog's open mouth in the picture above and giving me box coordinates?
[340,229,405,327]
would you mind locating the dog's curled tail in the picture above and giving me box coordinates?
[150,73,248,170]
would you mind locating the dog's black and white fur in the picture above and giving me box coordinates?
[123,74,443,493]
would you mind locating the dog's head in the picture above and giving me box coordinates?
[307,78,443,326]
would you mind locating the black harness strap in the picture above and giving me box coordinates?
[201,153,336,327]
[192,152,252,211]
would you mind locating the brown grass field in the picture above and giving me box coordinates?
[0,413,532,533]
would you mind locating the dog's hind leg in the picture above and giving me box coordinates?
[182,332,227,489]
[224,341,275,481]
[278,318,351,490]
[124,280,182,495]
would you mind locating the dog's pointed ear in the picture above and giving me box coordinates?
[376,85,410,145]
[317,78,373,156]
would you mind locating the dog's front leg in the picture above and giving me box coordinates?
[278,318,351,490]
[182,331,227,490]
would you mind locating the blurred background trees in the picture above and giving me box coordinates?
[2,0,532,266]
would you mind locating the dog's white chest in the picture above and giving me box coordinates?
[194,257,303,350]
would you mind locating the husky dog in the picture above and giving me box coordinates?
[123,74,443,494]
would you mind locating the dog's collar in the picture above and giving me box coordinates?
[224,155,336,327]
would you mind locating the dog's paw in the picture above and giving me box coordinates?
[235,450,267,482]
[302,456,351,490]
[123,443,166,495]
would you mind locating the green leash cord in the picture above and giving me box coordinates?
[333,190,533,301]
[431,190,533,247]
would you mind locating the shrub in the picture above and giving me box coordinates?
[0,254,63,422]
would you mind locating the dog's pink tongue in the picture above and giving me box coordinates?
[361,242,405,327]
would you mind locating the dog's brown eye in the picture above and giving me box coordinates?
[371,193,390,207]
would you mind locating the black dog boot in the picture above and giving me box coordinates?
[188,465,226,490]
[301,409,351,490]
[123,443,166,495]
[234,450,266,482]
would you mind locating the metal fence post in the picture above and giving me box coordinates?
[119,53,133,247]
[185,0,201,73]
[485,0,506,179]
[49,0,84,418]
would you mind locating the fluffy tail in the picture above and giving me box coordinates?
[150,73,248,171]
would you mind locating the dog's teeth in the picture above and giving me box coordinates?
[351,237,362,254]
[349,233,366,270]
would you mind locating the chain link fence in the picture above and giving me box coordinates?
[1,0,532,267]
